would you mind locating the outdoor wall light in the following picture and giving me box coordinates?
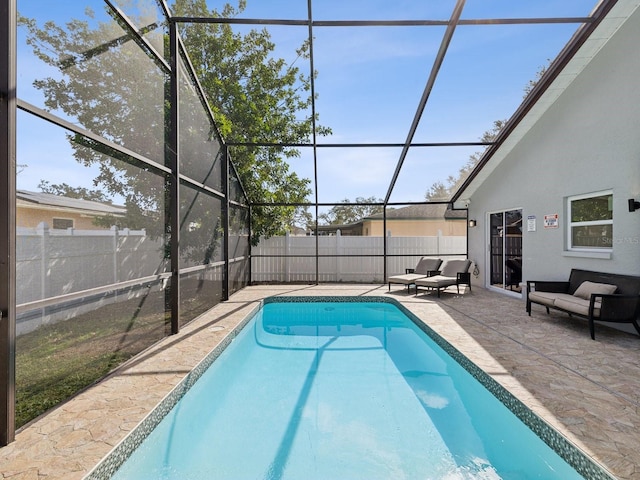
[629,198,640,212]
[468,219,477,228]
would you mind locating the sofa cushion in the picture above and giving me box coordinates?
[440,259,470,278]
[528,291,559,307]
[573,281,617,300]
[555,294,601,317]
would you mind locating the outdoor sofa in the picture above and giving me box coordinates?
[526,268,640,340]
[388,257,442,292]
[414,259,472,297]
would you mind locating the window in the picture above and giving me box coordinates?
[567,191,613,250]
[52,218,74,230]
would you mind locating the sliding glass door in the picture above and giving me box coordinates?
[488,209,523,294]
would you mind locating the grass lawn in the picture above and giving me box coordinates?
[16,280,221,428]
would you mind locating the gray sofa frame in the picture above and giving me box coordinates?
[526,269,640,340]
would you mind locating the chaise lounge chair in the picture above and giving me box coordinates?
[414,259,472,297]
[388,257,442,292]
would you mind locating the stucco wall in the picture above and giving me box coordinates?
[467,6,640,291]
[364,219,467,237]
[17,205,107,230]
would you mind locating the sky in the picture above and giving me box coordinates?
[16,0,601,209]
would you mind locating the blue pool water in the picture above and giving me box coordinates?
[108,299,600,479]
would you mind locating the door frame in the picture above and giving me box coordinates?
[485,208,523,298]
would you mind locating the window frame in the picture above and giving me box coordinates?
[52,217,74,230]
[566,190,613,252]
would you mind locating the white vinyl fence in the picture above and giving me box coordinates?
[17,227,466,302]
[15,226,466,333]
[17,223,165,305]
[16,223,166,334]
[252,231,467,283]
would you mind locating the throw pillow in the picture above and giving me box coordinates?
[573,281,617,299]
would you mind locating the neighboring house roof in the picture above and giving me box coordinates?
[315,204,466,234]
[316,222,360,230]
[288,226,307,236]
[366,204,467,220]
[316,204,466,232]
[17,190,126,216]
[453,0,637,205]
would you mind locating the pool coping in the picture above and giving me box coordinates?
[85,295,617,480]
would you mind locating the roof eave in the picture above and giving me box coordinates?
[451,0,624,207]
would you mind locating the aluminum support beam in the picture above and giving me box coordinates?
[0,0,17,445]
[168,22,180,334]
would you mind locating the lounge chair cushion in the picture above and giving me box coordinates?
[414,257,442,275]
[388,273,429,285]
[573,281,617,300]
[414,275,457,288]
[440,259,471,278]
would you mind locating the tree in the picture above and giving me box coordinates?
[424,181,450,201]
[318,197,383,225]
[21,0,329,247]
[524,61,549,97]
[425,120,506,201]
[21,7,174,241]
[173,0,331,243]
[425,61,551,202]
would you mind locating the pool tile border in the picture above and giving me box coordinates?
[86,295,616,480]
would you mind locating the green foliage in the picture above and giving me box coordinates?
[20,7,170,239]
[173,0,331,243]
[318,196,383,225]
[571,194,612,222]
[424,181,450,201]
[21,1,330,247]
[523,61,550,97]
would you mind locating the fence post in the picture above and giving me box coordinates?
[284,231,290,283]
[437,229,442,256]
[111,225,119,284]
[387,230,392,280]
[36,222,50,301]
[335,230,342,281]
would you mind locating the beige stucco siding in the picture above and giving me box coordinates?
[17,204,107,230]
[362,219,466,237]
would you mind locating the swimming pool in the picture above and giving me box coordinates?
[88,297,614,479]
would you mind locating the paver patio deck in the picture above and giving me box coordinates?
[1,284,639,479]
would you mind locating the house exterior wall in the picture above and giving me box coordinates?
[467,7,640,295]
[17,204,107,230]
[363,219,467,237]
